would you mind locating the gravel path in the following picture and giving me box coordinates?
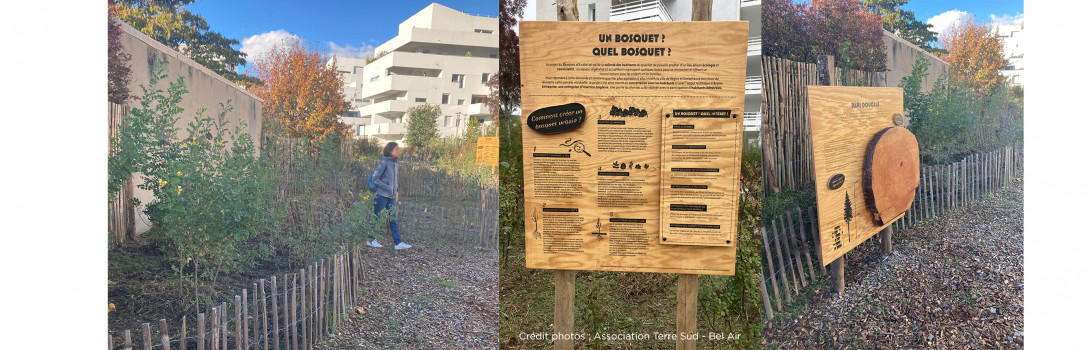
[765,177,1024,349]
[315,242,498,349]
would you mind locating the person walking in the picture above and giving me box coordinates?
[367,142,412,250]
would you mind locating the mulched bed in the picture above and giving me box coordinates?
[764,176,1024,349]
[315,242,499,349]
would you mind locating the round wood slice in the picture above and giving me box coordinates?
[862,127,920,225]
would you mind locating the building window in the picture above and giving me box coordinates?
[370,75,380,82]
[471,95,486,104]
[456,117,462,127]
[451,74,465,88]
[442,93,450,104]
[489,54,497,58]
[444,116,451,127]
[353,66,364,74]
[458,99,465,105]
[415,97,426,103]
[588,4,596,21]
[475,29,493,34]
[482,73,490,83]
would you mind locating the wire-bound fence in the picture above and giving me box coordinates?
[760,145,1023,319]
[760,55,883,196]
[108,102,137,244]
[108,247,364,350]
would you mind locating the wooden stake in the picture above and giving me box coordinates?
[271,276,280,350]
[236,295,243,350]
[125,329,133,350]
[692,0,712,21]
[677,274,699,350]
[759,272,775,320]
[197,314,205,350]
[553,270,576,350]
[159,319,170,350]
[832,257,845,294]
[142,323,151,350]
[880,226,892,254]
[260,279,269,350]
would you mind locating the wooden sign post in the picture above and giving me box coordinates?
[807,84,916,293]
[520,20,748,348]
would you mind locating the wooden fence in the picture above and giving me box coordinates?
[760,55,883,195]
[109,102,137,244]
[108,247,364,350]
[760,145,1023,319]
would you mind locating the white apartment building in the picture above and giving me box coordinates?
[996,24,1024,87]
[331,3,499,143]
[531,0,761,132]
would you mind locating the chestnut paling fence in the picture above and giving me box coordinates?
[108,248,364,350]
[760,55,883,196]
[759,145,1023,319]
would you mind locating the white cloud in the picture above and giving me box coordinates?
[241,30,298,62]
[989,13,1024,28]
[927,9,970,38]
[328,42,376,60]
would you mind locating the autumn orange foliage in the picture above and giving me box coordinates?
[939,16,1009,96]
[248,38,350,144]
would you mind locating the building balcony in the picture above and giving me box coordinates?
[468,102,491,117]
[741,0,762,8]
[375,27,498,54]
[358,74,438,100]
[357,99,411,117]
[361,122,408,138]
[748,37,761,56]
[745,76,761,95]
[367,51,496,73]
[611,0,673,22]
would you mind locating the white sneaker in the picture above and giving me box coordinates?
[367,240,383,248]
[394,242,412,250]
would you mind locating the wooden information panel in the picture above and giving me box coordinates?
[520,21,747,275]
[808,86,910,266]
[476,136,499,166]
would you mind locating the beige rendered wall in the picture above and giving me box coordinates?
[880,30,949,91]
[116,21,263,235]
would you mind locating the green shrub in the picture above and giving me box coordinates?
[110,62,276,277]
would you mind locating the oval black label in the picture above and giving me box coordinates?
[527,103,586,134]
[829,174,845,190]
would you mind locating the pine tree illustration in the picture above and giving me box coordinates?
[843,191,854,243]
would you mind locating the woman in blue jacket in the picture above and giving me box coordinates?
[368,142,411,250]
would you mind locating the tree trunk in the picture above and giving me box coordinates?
[558,0,580,21]
[692,0,712,21]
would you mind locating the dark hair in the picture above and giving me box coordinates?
[382,142,399,157]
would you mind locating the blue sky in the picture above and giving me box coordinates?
[902,0,1024,37]
[187,0,497,73]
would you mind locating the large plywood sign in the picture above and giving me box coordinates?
[476,136,499,167]
[808,86,916,266]
[519,21,748,275]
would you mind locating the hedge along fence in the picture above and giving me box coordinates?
[760,55,883,195]
[759,145,1023,319]
[108,247,363,350]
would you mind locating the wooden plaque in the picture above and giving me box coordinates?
[808,86,912,266]
[476,136,499,167]
[520,21,748,275]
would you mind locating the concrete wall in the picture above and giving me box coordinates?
[881,30,948,91]
[117,21,263,235]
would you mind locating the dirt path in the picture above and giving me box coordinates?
[315,242,498,349]
[765,177,1024,349]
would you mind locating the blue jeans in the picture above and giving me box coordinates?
[371,195,401,245]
